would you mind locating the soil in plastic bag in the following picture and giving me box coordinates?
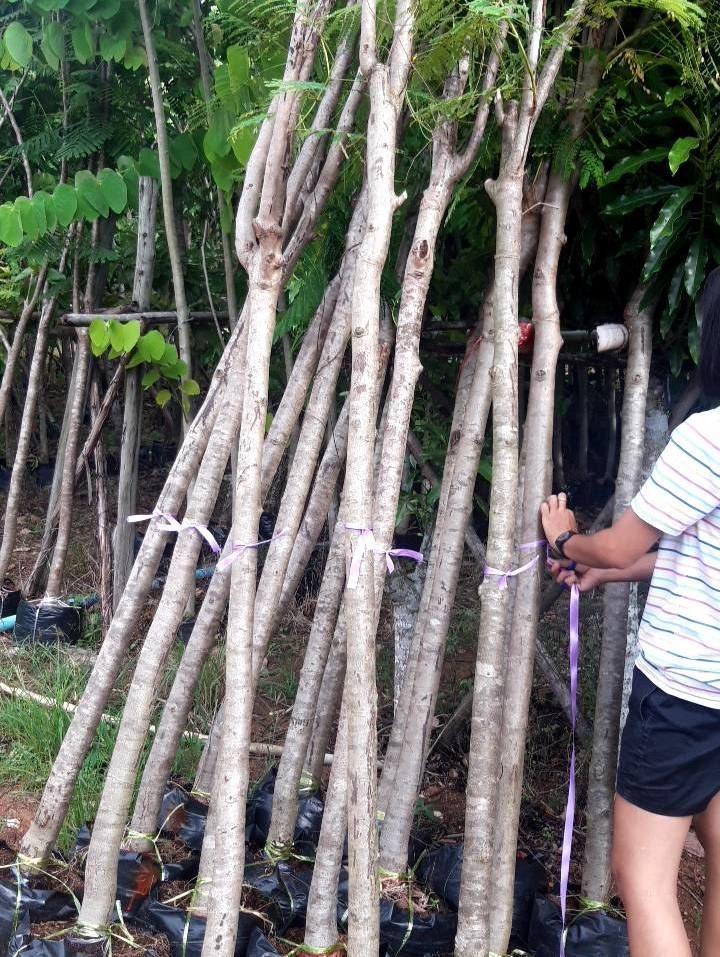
[414,843,546,950]
[159,788,208,853]
[143,900,259,957]
[245,928,279,957]
[266,863,313,934]
[14,600,82,645]
[0,580,21,619]
[337,872,457,957]
[0,869,76,926]
[247,770,323,853]
[0,879,32,956]
[527,897,629,957]
[73,827,162,917]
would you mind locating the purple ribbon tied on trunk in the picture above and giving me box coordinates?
[344,524,423,590]
[217,531,284,572]
[560,584,580,957]
[483,540,546,590]
[127,509,221,555]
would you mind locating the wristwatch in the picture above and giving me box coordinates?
[552,530,578,560]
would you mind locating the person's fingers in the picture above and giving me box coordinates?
[558,491,568,511]
[548,494,558,511]
[540,501,549,517]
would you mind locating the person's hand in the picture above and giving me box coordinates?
[540,492,578,551]
[549,560,606,593]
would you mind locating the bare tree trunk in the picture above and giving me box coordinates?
[138,0,193,410]
[303,697,349,954]
[201,6,335,955]
[581,284,655,901]
[114,177,158,609]
[577,363,590,478]
[45,332,92,599]
[0,264,49,427]
[488,32,612,947]
[19,317,237,864]
[0,238,71,584]
[89,377,113,634]
[342,4,414,950]
[456,3,588,949]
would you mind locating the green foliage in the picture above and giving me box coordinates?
[89,319,199,409]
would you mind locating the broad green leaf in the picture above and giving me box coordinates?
[668,260,685,314]
[97,168,127,214]
[160,343,179,368]
[71,23,94,64]
[180,379,200,397]
[602,186,676,217]
[603,147,667,186]
[89,318,110,355]
[219,195,233,235]
[126,350,145,369]
[75,190,99,222]
[0,204,23,247]
[41,21,65,70]
[689,321,701,364]
[230,124,256,167]
[108,346,123,360]
[120,164,139,209]
[137,148,161,179]
[141,368,160,388]
[227,45,250,88]
[122,45,146,70]
[120,319,141,352]
[53,183,77,226]
[668,136,700,175]
[37,191,57,231]
[170,133,197,172]
[142,329,166,362]
[75,170,109,216]
[108,319,125,352]
[664,87,685,106]
[91,0,121,18]
[14,197,40,239]
[684,235,708,298]
[30,193,48,234]
[643,229,681,281]
[649,186,694,249]
[4,22,33,68]
[99,32,126,62]
[204,107,233,161]
[155,389,171,408]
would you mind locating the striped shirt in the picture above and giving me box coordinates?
[632,407,720,707]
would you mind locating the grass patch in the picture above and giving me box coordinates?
[0,643,202,850]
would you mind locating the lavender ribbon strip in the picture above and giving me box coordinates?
[127,509,221,555]
[560,584,580,957]
[483,540,546,590]
[217,531,284,572]
[344,524,423,590]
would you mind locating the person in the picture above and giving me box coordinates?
[540,267,720,957]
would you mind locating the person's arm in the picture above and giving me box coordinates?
[541,495,661,570]
[550,551,657,593]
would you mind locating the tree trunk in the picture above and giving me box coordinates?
[19,315,238,864]
[303,697,349,953]
[0,263,49,427]
[45,331,92,599]
[342,3,414,948]
[90,376,113,636]
[201,5,335,954]
[581,284,655,902]
[114,176,158,609]
[0,239,71,584]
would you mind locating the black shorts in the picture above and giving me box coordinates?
[617,667,720,817]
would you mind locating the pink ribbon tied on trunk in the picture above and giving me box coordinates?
[217,531,285,572]
[344,524,423,590]
[127,509,221,555]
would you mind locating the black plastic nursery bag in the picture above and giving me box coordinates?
[14,599,81,645]
[527,897,629,957]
